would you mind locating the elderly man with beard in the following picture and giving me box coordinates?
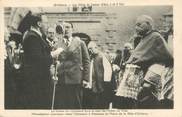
[87,42,112,109]
[125,15,173,109]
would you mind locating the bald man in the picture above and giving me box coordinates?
[46,27,57,50]
[127,15,172,72]
[86,42,113,109]
[126,15,173,109]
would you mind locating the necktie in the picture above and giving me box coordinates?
[65,39,69,46]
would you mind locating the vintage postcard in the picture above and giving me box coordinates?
[0,0,182,117]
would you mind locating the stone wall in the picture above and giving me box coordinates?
[44,6,172,52]
[4,6,172,53]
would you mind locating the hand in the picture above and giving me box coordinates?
[82,80,90,88]
[122,63,127,66]
[52,76,58,85]
[143,82,152,88]
[7,41,16,50]
[51,47,64,58]
[50,64,55,77]
[52,76,58,81]
[112,64,120,72]
[4,49,7,60]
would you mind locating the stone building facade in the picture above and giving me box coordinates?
[4,6,172,53]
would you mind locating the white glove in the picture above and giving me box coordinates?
[82,80,90,88]
[4,48,7,60]
[51,47,64,58]
[112,64,120,72]
[52,76,58,81]
[50,64,56,77]
[8,41,16,49]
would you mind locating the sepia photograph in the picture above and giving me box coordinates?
[3,5,174,110]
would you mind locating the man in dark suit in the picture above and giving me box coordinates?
[86,42,113,109]
[54,22,90,109]
[22,14,59,109]
[4,27,18,109]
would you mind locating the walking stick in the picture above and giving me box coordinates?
[51,60,59,110]
[51,79,57,110]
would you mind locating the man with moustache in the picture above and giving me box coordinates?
[22,14,63,109]
[46,27,57,50]
[54,22,90,109]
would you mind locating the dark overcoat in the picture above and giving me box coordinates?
[22,30,53,109]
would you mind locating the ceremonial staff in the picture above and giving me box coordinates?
[50,42,60,110]
[51,58,59,110]
[50,45,64,109]
[51,23,64,109]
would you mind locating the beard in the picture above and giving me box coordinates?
[48,37,54,41]
[135,24,152,36]
[136,28,150,36]
[64,35,69,39]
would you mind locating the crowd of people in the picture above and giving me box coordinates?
[4,11,173,109]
